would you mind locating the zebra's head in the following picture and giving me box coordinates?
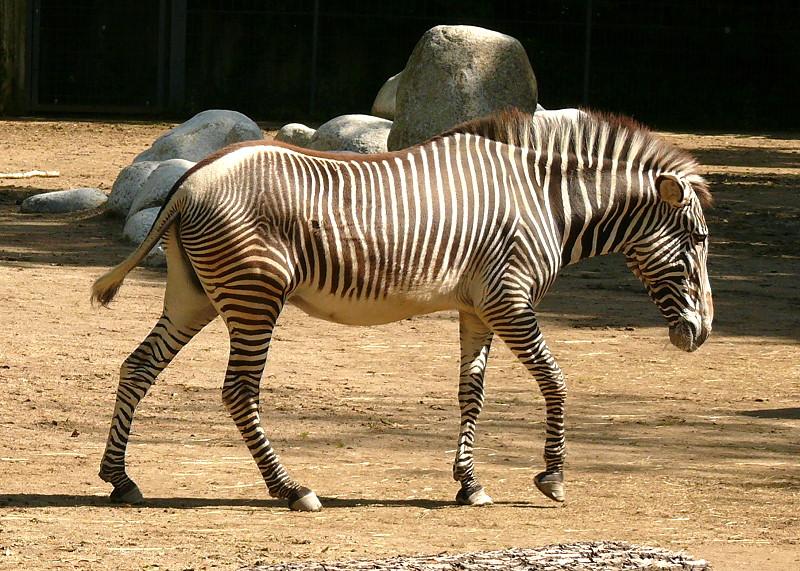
[625,173,714,352]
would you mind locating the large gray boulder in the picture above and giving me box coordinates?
[307,115,392,154]
[387,25,538,151]
[133,109,263,163]
[20,187,107,214]
[127,159,195,220]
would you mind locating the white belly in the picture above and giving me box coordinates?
[288,287,458,326]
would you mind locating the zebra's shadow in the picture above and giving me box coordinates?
[739,408,800,420]
[0,493,553,510]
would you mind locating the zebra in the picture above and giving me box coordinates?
[92,108,713,512]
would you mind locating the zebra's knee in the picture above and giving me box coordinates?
[119,357,136,380]
[538,370,567,402]
[114,363,156,404]
[119,353,160,385]
[221,383,258,414]
[220,387,238,413]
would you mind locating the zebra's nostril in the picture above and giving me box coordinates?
[671,315,711,352]
[669,319,700,352]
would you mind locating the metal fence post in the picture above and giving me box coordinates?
[309,0,320,116]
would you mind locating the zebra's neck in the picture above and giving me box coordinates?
[444,108,706,272]
[556,158,656,268]
[506,115,678,269]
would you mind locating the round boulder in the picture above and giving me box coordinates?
[308,114,392,154]
[274,123,316,148]
[387,25,538,151]
[20,187,107,214]
[127,159,195,220]
[534,107,585,123]
[133,109,264,163]
[107,161,160,217]
[371,72,402,120]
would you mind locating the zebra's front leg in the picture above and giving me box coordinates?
[530,363,567,503]
[487,310,567,503]
[223,327,321,512]
[453,311,494,506]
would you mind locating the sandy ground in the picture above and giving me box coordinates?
[0,119,798,570]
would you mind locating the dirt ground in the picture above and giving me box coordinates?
[0,118,797,571]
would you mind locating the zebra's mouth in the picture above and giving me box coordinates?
[669,316,710,352]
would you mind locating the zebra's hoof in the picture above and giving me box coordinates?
[109,482,144,504]
[456,486,494,506]
[288,487,322,512]
[534,471,565,502]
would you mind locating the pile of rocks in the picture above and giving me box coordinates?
[107,109,265,266]
[20,25,544,268]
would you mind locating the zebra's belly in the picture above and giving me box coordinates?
[288,287,457,326]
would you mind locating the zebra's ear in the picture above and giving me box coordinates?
[656,174,691,207]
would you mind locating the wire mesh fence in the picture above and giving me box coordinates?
[24,0,800,130]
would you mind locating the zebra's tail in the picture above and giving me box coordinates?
[91,190,185,307]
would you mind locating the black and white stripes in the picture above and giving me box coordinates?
[93,108,713,510]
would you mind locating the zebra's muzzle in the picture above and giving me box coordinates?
[669,313,710,352]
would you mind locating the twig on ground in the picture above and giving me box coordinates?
[0,170,60,178]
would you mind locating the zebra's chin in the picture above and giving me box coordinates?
[669,317,710,352]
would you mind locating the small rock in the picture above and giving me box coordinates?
[371,72,403,120]
[275,123,316,148]
[308,114,392,154]
[20,188,107,214]
[534,107,586,123]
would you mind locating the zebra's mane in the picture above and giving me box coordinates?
[441,108,712,208]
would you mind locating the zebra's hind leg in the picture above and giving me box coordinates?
[453,311,495,506]
[220,305,321,512]
[99,291,217,503]
[483,306,567,503]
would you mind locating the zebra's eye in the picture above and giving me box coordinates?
[691,232,708,245]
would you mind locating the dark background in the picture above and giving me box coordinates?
[11,0,800,130]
